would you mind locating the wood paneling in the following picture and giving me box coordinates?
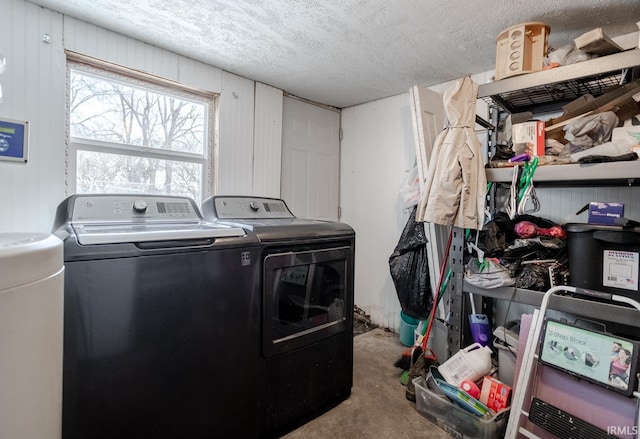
[341,93,416,331]
[0,0,65,233]
[217,72,255,195]
[64,16,223,93]
[253,83,283,198]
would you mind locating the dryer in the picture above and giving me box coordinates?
[53,194,261,439]
[201,196,355,438]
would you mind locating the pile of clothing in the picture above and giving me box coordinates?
[466,212,569,291]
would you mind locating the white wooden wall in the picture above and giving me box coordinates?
[0,0,66,232]
[340,94,417,331]
[253,83,283,198]
[217,73,256,196]
[0,0,284,233]
[63,17,223,92]
[527,186,640,225]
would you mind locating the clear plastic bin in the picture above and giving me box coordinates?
[413,375,509,439]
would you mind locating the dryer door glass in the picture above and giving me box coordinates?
[263,245,352,356]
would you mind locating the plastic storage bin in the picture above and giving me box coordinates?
[399,311,419,346]
[493,326,519,388]
[413,375,509,439]
[414,319,450,363]
[565,223,640,301]
[494,344,517,388]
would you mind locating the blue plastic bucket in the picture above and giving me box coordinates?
[399,311,419,346]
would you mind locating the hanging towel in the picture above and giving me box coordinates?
[417,76,487,230]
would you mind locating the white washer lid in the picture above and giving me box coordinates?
[0,233,64,291]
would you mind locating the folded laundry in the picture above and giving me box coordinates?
[465,258,515,289]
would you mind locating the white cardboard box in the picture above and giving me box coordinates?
[512,121,545,156]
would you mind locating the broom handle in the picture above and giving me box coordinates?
[421,226,453,351]
[422,267,452,337]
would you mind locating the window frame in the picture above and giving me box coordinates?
[66,55,218,202]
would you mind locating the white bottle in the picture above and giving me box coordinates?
[438,342,493,387]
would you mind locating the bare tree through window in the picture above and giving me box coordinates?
[68,66,210,201]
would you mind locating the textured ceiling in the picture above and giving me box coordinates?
[27,0,640,108]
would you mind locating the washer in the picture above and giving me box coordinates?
[0,233,64,439]
[201,196,355,438]
[53,194,261,439]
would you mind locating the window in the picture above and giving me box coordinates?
[67,61,214,201]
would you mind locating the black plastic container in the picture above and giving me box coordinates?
[565,223,640,300]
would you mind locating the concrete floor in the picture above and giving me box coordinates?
[283,328,450,439]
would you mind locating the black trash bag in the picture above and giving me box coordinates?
[516,263,550,291]
[481,221,507,256]
[389,206,433,320]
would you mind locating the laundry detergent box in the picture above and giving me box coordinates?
[588,202,624,225]
[512,121,545,157]
[479,376,512,413]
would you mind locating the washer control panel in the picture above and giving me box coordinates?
[70,195,198,223]
[58,194,247,245]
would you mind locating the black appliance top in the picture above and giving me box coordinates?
[53,194,258,260]
[201,196,355,242]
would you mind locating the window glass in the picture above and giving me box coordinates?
[68,64,212,201]
[271,261,346,340]
[76,150,203,200]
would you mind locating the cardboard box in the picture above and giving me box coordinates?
[574,27,623,56]
[584,202,625,225]
[611,116,640,143]
[512,121,545,156]
[479,376,511,413]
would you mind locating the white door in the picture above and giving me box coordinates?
[409,85,447,301]
[281,97,340,221]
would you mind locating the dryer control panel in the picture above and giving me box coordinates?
[208,196,294,219]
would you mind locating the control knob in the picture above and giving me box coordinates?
[133,200,148,213]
